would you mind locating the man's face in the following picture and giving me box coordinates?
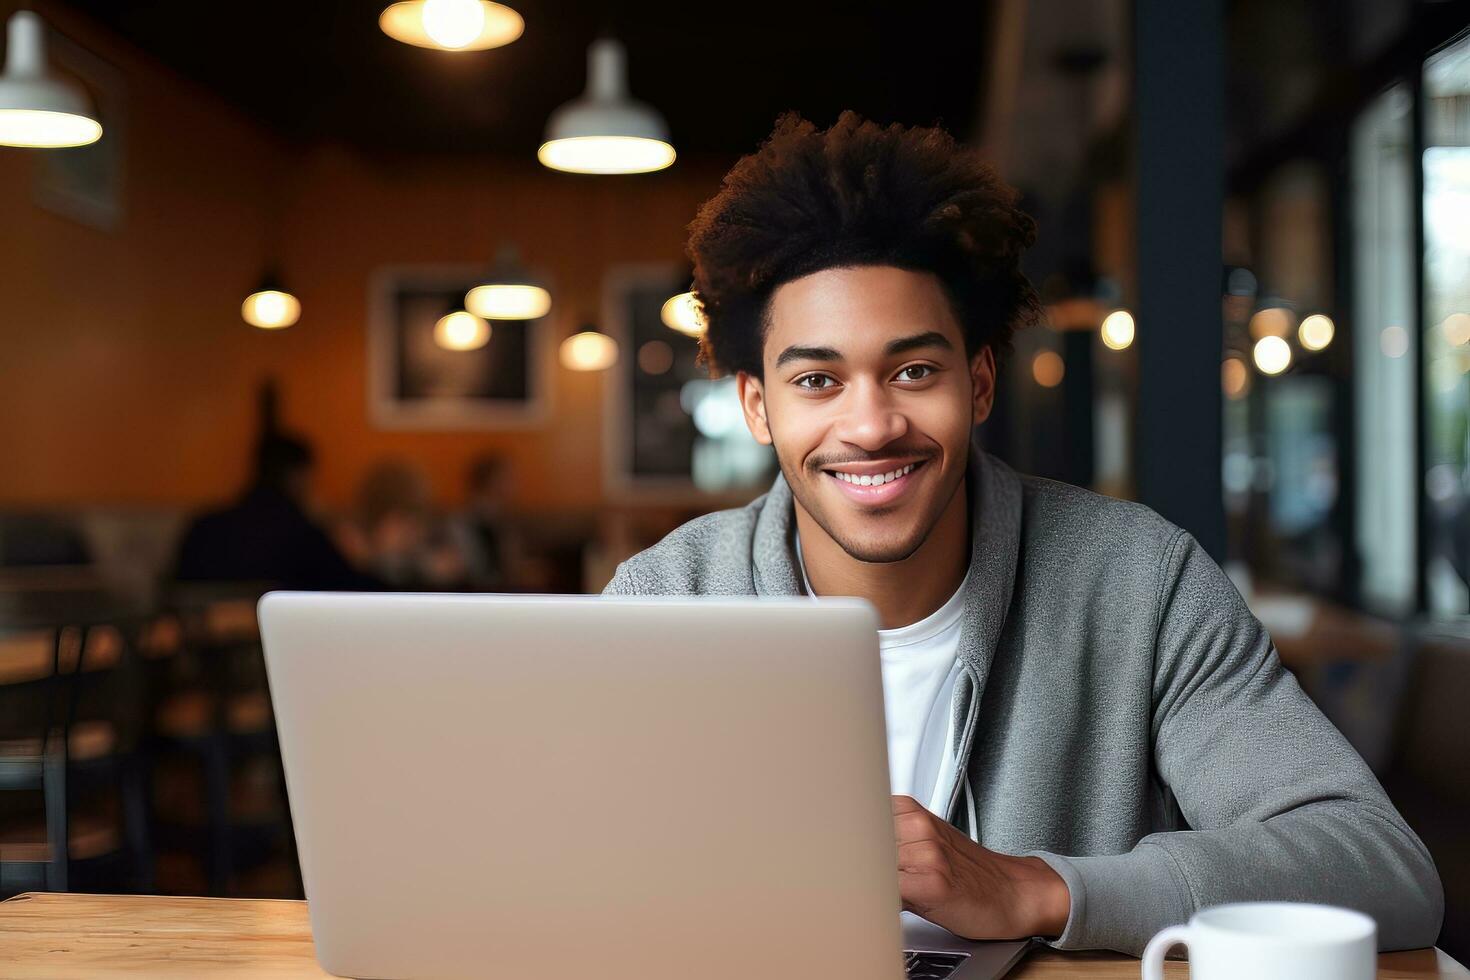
[736,265,996,564]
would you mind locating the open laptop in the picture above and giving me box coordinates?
[258,592,1032,980]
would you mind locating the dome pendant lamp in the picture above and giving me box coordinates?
[242,272,302,330]
[538,38,675,175]
[560,320,618,371]
[0,11,102,148]
[466,245,552,320]
[378,0,524,51]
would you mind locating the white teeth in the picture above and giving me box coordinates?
[832,463,918,486]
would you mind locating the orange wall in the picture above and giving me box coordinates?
[0,2,728,514]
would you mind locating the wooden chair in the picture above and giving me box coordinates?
[146,587,298,898]
[0,621,151,895]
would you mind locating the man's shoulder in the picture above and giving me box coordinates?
[1015,471,1185,568]
[603,494,769,596]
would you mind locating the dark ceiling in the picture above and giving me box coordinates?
[60,0,993,161]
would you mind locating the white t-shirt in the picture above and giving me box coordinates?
[795,534,968,817]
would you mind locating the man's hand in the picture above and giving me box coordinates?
[892,795,1070,941]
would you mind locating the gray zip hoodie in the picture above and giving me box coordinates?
[603,445,1444,955]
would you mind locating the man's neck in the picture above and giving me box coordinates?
[794,477,971,630]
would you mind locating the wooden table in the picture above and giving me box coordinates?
[0,893,1464,978]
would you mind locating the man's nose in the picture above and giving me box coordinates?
[832,380,909,451]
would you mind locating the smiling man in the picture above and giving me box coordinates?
[603,112,1443,955]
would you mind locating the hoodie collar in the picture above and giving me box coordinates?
[751,439,1024,684]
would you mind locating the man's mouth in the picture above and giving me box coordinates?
[819,459,927,504]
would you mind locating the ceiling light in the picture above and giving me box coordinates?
[560,327,618,371]
[539,38,675,174]
[465,246,551,320]
[242,274,301,330]
[0,12,102,148]
[661,291,705,336]
[466,283,550,319]
[378,0,523,51]
[434,311,491,351]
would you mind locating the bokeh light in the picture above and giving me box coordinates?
[1253,335,1291,375]
[1032,350,1065,387]
[1100,310,1135,351]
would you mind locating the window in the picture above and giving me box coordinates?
[1423,34,1470,616]
[1352,84,1418,616]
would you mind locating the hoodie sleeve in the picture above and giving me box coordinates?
[1033,530,1443,955]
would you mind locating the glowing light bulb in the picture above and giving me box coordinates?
[1253,335,1291,375]
[422,0,484,48]
[560,331,618,371]
[660,292,705,336]
[465,283,551,320]
[242,289,301,330]
[1100,310,1135,351]
[433,311,491,351]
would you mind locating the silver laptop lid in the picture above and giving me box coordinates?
[260,592,902,980]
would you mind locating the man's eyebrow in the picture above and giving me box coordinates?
[884,331,955,356]
[775,345,843,368]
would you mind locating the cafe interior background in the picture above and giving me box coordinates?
[0,0,1466,960]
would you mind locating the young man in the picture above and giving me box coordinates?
[603,112,1443,955]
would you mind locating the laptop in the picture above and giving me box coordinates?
[258,592,1032,980]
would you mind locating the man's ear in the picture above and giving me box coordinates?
[736,370,773,446]
[970,347,997,425]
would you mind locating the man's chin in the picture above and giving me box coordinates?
[828,530,929,565]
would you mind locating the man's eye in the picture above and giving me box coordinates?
[897,365,934,382]
[795,374,835,390]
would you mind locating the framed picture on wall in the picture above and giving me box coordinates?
[367,265,551,429]
[601,263,775,503]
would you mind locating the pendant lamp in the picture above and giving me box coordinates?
[0,11,102,148]
[242,272,301,330]
[466,246,552,320]
[539,38,675,174]
[560,322,618,371]
[379,0,523,51]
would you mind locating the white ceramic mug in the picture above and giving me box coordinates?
[1141,902,1376,980]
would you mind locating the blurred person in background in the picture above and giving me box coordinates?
[603,111,1443,956]
[338,459,463,590]
[447,453,533,592]
[173,432,375,591]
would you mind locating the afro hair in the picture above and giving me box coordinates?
[686,111,1040,377]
